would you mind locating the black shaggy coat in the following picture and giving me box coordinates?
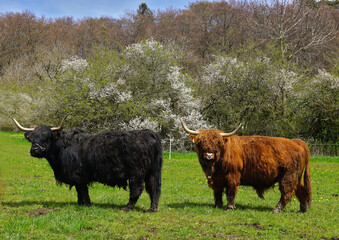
[24,126,163,212]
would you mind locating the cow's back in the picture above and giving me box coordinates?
[79,129,162,186]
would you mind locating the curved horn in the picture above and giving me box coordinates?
[50,114,69,131]
[180,119,199,135]
[219,123,242,137]
[10,117,35,132]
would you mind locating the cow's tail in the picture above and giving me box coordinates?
[154,135,163,189]
[294,139,312,212]
[145,132,163,212]
[303,147,312,207]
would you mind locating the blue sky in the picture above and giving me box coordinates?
[0,0,198,19]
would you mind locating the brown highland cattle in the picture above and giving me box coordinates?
[181,119,312,213]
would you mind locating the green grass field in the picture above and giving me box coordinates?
[0,131,338,239]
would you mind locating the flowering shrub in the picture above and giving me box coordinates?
[0,89,34,130]
[297,70,339,142]
[198,54,302,137]
[1,40,336,143]
[55,40,209,150]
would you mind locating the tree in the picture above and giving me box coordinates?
[130,3,155,42]
[244,0,338,71]
[138,3,153,15]
[0,11,47,72]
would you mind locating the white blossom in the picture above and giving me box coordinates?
[121,117,159,131]
[87,82,132,103]
[60,57,88,72]
[271,68,299,94]
[313,70,339,89]
[124,39,163,58]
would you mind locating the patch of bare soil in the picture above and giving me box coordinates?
[249,222,264,230]
[26,207,57,217]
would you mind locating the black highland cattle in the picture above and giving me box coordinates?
[11,116,163,212]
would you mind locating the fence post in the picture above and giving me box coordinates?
[169,137,173,160]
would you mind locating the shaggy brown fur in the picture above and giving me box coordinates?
[189,129,312,213]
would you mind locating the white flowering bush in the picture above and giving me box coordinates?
[121,40,210,150]
[296,70,339,142]
[0,44,74,130]
[0,89,34,130]
[310,70,339,90]
[198,53,303,137]
[55,40,209,150]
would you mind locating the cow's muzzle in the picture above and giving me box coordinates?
[30,143,46,157]
[205,153,214,161]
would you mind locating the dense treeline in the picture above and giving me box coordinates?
[0,0,338,150]
[1,0,338,74]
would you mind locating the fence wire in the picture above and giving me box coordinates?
[308,144,338,156]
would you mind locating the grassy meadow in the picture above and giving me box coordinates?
[0,131,338,239]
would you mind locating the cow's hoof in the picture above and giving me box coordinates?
[298,209,307,213]
[78,202,91,207]
[225,205,236,211]
[271,208,281,213]
[147,207,158,213]
[121,206,133,212]
[214,203,222,209]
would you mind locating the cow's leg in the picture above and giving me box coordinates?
[225,175,239,210]
[256,188,265,199]
[145,173,161,212]
[75,185,91,206]
[225,191,236,210]
[213,188,223,209]
[273,173,297,213]
[122,178,144,212]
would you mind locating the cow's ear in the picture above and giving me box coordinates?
[222,137,228,143]
[189,135,196,143]
[24,132,31,141]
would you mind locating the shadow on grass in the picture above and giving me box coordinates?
[3,200,295,213]
[1,200,148,212]
[167,201,273,212]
